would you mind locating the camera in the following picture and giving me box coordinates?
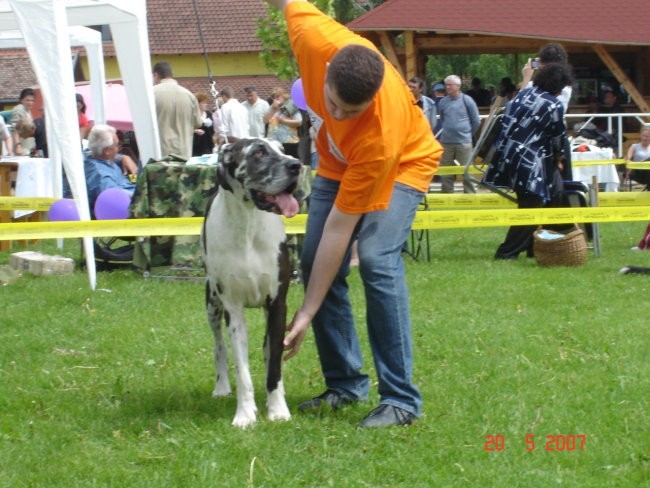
[531,58,541,69]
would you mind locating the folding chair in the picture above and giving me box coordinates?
[463,97,517,203]
[404,196,430,262]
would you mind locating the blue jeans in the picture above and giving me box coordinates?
[301,176,423,416]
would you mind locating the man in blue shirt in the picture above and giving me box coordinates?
[437,74,480,193]
[431,82,446,135]
[85,124,139,208]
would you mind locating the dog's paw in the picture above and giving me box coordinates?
[267,390,291,422]
[212,380,232,398]
[212,387,231,398]
[267,404,291,422]
[232,405,258,428]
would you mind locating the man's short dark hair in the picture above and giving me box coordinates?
[408,77,425,91]
[153,61,173,79]
[326,44,385,105]
[220,86,234,99]
[539,43,568,65]
[19,88,35,100]
[533,62,573,96]
[244,86,256,94]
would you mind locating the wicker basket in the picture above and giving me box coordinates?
[533,225,588,267]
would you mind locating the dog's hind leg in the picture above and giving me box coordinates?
[206,281,231,397]
[227,307,258,428]
[263,245,291,422]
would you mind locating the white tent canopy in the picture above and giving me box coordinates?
[0,0,162,289]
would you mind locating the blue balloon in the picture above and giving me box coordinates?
[49,198,80,221]
[94,188,132,220]
[290,78,307,110]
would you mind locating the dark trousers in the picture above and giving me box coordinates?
[495,171,565,259]
[495,192,544,259]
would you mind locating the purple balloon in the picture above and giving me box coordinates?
[49,198,80,221]
[94,187,132,220]
[290,78,307,110]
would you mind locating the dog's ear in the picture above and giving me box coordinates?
[216,163,232,192]
[217,145,234,192]
[219,143,234,164]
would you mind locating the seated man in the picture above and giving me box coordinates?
[85,124,139,208]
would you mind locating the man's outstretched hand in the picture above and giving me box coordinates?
[283,307,312,360]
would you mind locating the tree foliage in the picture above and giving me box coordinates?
[257,0,334,81]
[257,0,528,91]
[256,0,385,80]
[426,54,529,92]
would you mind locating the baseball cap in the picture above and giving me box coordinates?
[433,83,445,91]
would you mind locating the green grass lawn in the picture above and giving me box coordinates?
[0,222,648,487]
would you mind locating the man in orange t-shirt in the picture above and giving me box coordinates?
[274,0,442,427]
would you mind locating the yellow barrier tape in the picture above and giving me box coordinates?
[4,191,643,213]
[3,207,650,241]
[432,159,624,175]
[626,162,650,170]
[0,214,308,240]
[410,205,650,230]
[0,197,57,211]
[425,193,516,208]
[434,166,483,175]
[571,158,624,167]
[598,192,650,206]
[425,191,650,208]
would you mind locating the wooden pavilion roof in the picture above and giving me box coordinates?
[348,0,650,112]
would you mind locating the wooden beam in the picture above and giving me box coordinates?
[404,31,415,80]
[358,30,643,55]
[593,44,650,114]
[412,34,640,55]
[416,35,542,52]
[377,31,404,78]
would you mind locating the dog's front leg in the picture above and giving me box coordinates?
[264,300,291,422]
[206,282,231,397]
[263,245,291,422]
[227,308,258,428]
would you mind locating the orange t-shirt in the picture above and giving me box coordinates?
[286,2,442,214]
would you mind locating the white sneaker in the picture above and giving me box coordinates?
[631,246,641,251]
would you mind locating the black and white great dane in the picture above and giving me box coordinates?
[201,138,305,428]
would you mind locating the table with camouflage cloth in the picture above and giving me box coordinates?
[128,161,218,271]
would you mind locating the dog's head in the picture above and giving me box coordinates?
[216,138,306,217]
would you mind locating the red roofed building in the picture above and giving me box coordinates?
[0,0,289,108]
[145,0,290,98]
[348,0,650,111]
[2,0,649,112]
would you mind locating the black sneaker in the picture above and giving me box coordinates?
[357,404,416,428]
[298,389,355,412]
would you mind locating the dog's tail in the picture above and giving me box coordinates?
[619,265,650,275]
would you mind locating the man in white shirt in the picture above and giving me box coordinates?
[242,86,270,138]
[218,86,250,143]
[0,116,13,156]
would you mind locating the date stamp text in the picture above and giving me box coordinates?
[484,434,587,452]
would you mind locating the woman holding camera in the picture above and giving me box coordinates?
[484,62,573,260]
[264,87,303,158]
